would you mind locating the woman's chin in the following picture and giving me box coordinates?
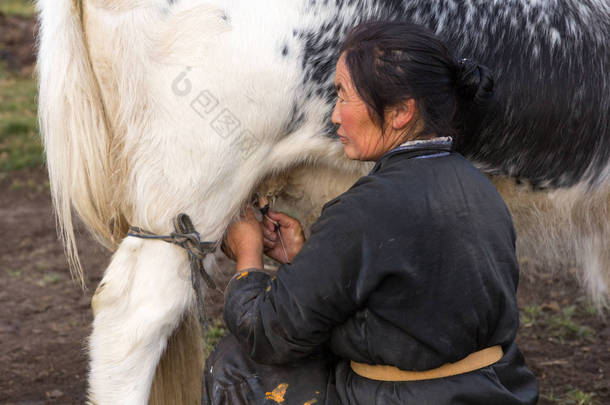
[343,146,359,160]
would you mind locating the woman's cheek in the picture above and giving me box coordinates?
[342,115,363,157]
[341,108,356,138]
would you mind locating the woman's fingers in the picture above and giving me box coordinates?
[262,218,278,245]
[263,216,277,232]
[259,209,304,263]
[262,226,277,240]
[267,210,297,228]
[263,217,276,233]
[263,236,276,250]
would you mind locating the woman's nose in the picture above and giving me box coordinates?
[331,102,341,125]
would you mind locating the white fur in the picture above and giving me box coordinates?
[89,239,194,403]
[37,0,116,285]
[37,0,362,402]
[36,0,609,403]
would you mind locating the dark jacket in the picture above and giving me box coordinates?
[204,144,538,405]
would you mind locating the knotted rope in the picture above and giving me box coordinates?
[127,213,220,327]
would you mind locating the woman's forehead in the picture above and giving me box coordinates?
[334,56,353,91]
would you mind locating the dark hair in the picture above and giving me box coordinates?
[340,21,494,143]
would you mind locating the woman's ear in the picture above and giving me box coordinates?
[390,99,416,130]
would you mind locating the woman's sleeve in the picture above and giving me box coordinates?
[223,197,378,364]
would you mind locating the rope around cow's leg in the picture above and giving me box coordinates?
[127,214,222,328]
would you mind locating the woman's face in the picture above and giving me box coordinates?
[332,54,409,161]
[331,55,385,161]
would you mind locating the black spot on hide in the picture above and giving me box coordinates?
[284,103,306,134]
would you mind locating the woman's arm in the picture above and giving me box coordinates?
[223,198,378,365]
[223,207,264,271]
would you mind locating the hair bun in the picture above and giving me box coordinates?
[455,58,494,104]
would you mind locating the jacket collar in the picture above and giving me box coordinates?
[371,137,453,173]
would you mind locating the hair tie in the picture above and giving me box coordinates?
[454,58,494,103]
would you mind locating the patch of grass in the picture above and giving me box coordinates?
[6,269,22,277]
[0,0,36,17]
[203,319,227,356]
[9,177,48,192]
[548,305,594,342]
[36,272,64,287]
[562,388,596,405]
[542,387,597,405]
[574,296,599,316]
[521,304,543,327]
[520,302,594,343]
[0,62,41,171]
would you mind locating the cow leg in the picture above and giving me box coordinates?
[496,177,610,310]
[572,184,610,310]
[88,237,194,404]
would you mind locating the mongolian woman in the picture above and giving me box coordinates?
[203,22,538,404]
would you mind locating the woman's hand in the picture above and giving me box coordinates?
[262,210,305,264]
[224,206,264,271]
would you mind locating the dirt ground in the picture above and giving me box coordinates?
[0,169,107,404]
[0,12,36,77]
[1,11,608,405]
[1,170,609,405]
